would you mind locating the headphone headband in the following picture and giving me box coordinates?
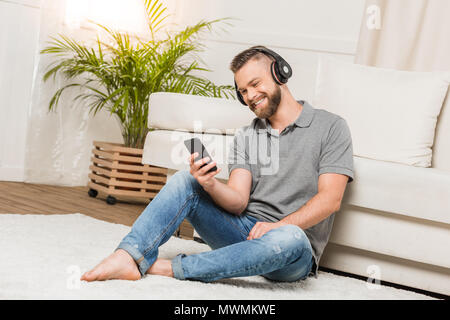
[253,46,283,63]
[253,46,283,60]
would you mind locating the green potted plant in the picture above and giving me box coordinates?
[40,0,235,204]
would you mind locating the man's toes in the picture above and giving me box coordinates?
[81,270,97,282]
[80,272,90,281]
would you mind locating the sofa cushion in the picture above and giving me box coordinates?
[344,156,450,225]
[147,92,255,135]
[313,56,450,167]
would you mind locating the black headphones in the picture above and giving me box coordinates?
[234,46,292,106]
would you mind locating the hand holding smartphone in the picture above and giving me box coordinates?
[184,138,218,174]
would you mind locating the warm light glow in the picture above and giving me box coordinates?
[65,0,148,34]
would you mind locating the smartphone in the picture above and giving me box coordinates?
[184,137,218,173]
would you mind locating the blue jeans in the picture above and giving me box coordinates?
[116,170,314,282]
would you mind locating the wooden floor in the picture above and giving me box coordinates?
[0,181,149,226]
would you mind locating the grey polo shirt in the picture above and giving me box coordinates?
[227,100,354,275]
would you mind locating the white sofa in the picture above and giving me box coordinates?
[142,76,450,296]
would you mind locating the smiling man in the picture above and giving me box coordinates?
[81,46,354,283]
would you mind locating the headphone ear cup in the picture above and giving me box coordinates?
[270,61,284,85]
[234,81,247,105]
[276,60,292,83]
[237,91,247,105]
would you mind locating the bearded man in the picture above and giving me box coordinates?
[81,46,354,283]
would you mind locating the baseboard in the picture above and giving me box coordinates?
[318,266,448,300]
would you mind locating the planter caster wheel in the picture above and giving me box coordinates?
[106,195,117,205]
[88,189,98,198]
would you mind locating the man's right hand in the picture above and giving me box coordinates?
[189,152,222,191]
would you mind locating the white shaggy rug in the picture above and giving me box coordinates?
[0,213,435,300]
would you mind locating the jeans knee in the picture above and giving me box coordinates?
[272,225,310,252]
[171,169,192,181]
[170,170,201,192]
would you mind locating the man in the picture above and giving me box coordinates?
[81,46,354,283]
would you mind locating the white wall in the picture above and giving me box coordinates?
[173,0,366,102]
[0,0,366,184]
[0,0,41,181]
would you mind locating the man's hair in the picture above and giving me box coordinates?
[229,46,274,73]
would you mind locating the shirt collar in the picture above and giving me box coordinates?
[293,100,314,128]
[258,100,315,134]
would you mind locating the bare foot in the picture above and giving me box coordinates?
[81,249,141,282]
[146,258,174,278]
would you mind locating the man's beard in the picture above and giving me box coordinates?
[250,85,282,119]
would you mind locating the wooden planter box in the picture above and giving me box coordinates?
[175,219,195,240]
[87,141,168,204]
[87,140,194,239]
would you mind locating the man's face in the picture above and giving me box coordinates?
[234,57,281,119]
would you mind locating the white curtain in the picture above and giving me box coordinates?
[24,0,129,187]
[355,0,450,72]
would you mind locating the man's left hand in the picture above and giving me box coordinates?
[247,221,289,240]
